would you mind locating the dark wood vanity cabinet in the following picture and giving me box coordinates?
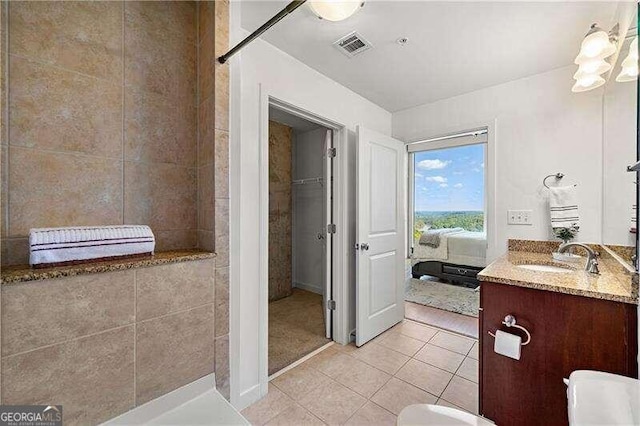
[479,282,638,426]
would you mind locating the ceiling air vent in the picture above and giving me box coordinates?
[333,31,372,58]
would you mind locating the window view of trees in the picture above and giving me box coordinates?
[413,143,485,240]
[413,211,484,239]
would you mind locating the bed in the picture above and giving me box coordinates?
[412,229,487,287]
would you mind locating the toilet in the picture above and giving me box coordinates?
[397,404,494,425]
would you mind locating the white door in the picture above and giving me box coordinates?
[356,126,406,346]
[323,129,333,339]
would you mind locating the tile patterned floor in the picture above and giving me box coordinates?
[241,319,479,425]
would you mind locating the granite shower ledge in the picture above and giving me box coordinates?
[1,250,216,285]
[478,249,638,305]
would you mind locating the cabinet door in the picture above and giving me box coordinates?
[481,282,551,425]
[481,281,637,426]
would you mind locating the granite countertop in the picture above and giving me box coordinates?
[1,250,216,285]
[478,240,638,305]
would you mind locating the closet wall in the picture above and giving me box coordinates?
[268,120,293,301]
[292,128,326,295]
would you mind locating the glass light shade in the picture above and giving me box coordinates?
[615,37,638,83]
[575,29,616,63]
[571,74,605,92]
[574,58,611,76]
[308,0,362,21]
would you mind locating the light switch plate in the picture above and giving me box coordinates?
[508,210,533,225]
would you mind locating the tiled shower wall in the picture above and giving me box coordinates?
[198,0,231,399]
[0,1,216,264]
[268,120,293,301]
[0,0,231,416]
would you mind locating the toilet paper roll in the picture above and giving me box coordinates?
[494,330,521,360]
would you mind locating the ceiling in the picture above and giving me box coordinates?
[241,1,620,112]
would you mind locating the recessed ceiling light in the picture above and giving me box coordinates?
[396,37,409,46]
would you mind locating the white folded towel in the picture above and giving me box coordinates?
[29,225,155,267]
[631,204,637,233]
[549,185,580,230]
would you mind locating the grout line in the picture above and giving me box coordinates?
[1,323,135,360]
[133,269,137,408]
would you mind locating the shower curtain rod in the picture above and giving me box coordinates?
[218,0,307,64]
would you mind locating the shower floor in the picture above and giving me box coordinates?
[269,288,330,376]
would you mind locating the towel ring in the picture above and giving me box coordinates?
[543,173,564,189]
[487,314,531,346]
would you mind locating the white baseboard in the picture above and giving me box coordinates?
[236,383,263,412]
[293,280,322,295]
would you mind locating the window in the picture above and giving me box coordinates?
[411,143,486,242]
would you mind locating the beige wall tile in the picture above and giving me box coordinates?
[136,305,214,404]
[124,88,196,166]
[215,266,229,337]
[9,56,122,158]
[136,259,214,321]
[2,326,135,425]
[214,130,229,198]
[214,0,229,58]
[124,2,196,101]
[9,147,123,236]
[124,161,196,232]
[198,2,214,49]
[2,271,135,356]
[198,165,214,231]
[126,1,196,46]
[9,1,123,80]
[215,232,229,268]
[215,334,230,400]
[215,198,229,239]
[154,229,197,251]
[198,229,215,252]
[1,145,7,237]
[198,96,214,167]
[214,64,229,131]
[198,10,215,102]
[0,237,28,266]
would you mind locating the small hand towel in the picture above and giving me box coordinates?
[29,225,155,267]
[549,185,580,230]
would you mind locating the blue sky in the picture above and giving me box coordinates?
[414,144,485,211]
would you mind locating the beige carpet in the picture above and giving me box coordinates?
[269,288,330,375]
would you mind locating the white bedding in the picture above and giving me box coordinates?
[413,230,487,268]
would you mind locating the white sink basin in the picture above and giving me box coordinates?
[568,370,639,425]
[517,264,572,273]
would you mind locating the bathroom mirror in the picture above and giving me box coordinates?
[601,19,638,267]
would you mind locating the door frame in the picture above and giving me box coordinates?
[257,86,349,395]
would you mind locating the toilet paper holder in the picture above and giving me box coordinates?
[488,314,531,346]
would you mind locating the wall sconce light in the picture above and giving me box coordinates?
[571,23,619,93]
[616,36,638,83]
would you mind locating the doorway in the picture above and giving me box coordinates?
[267,106,333,375]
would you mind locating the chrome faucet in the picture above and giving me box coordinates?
[558,242,600,274]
